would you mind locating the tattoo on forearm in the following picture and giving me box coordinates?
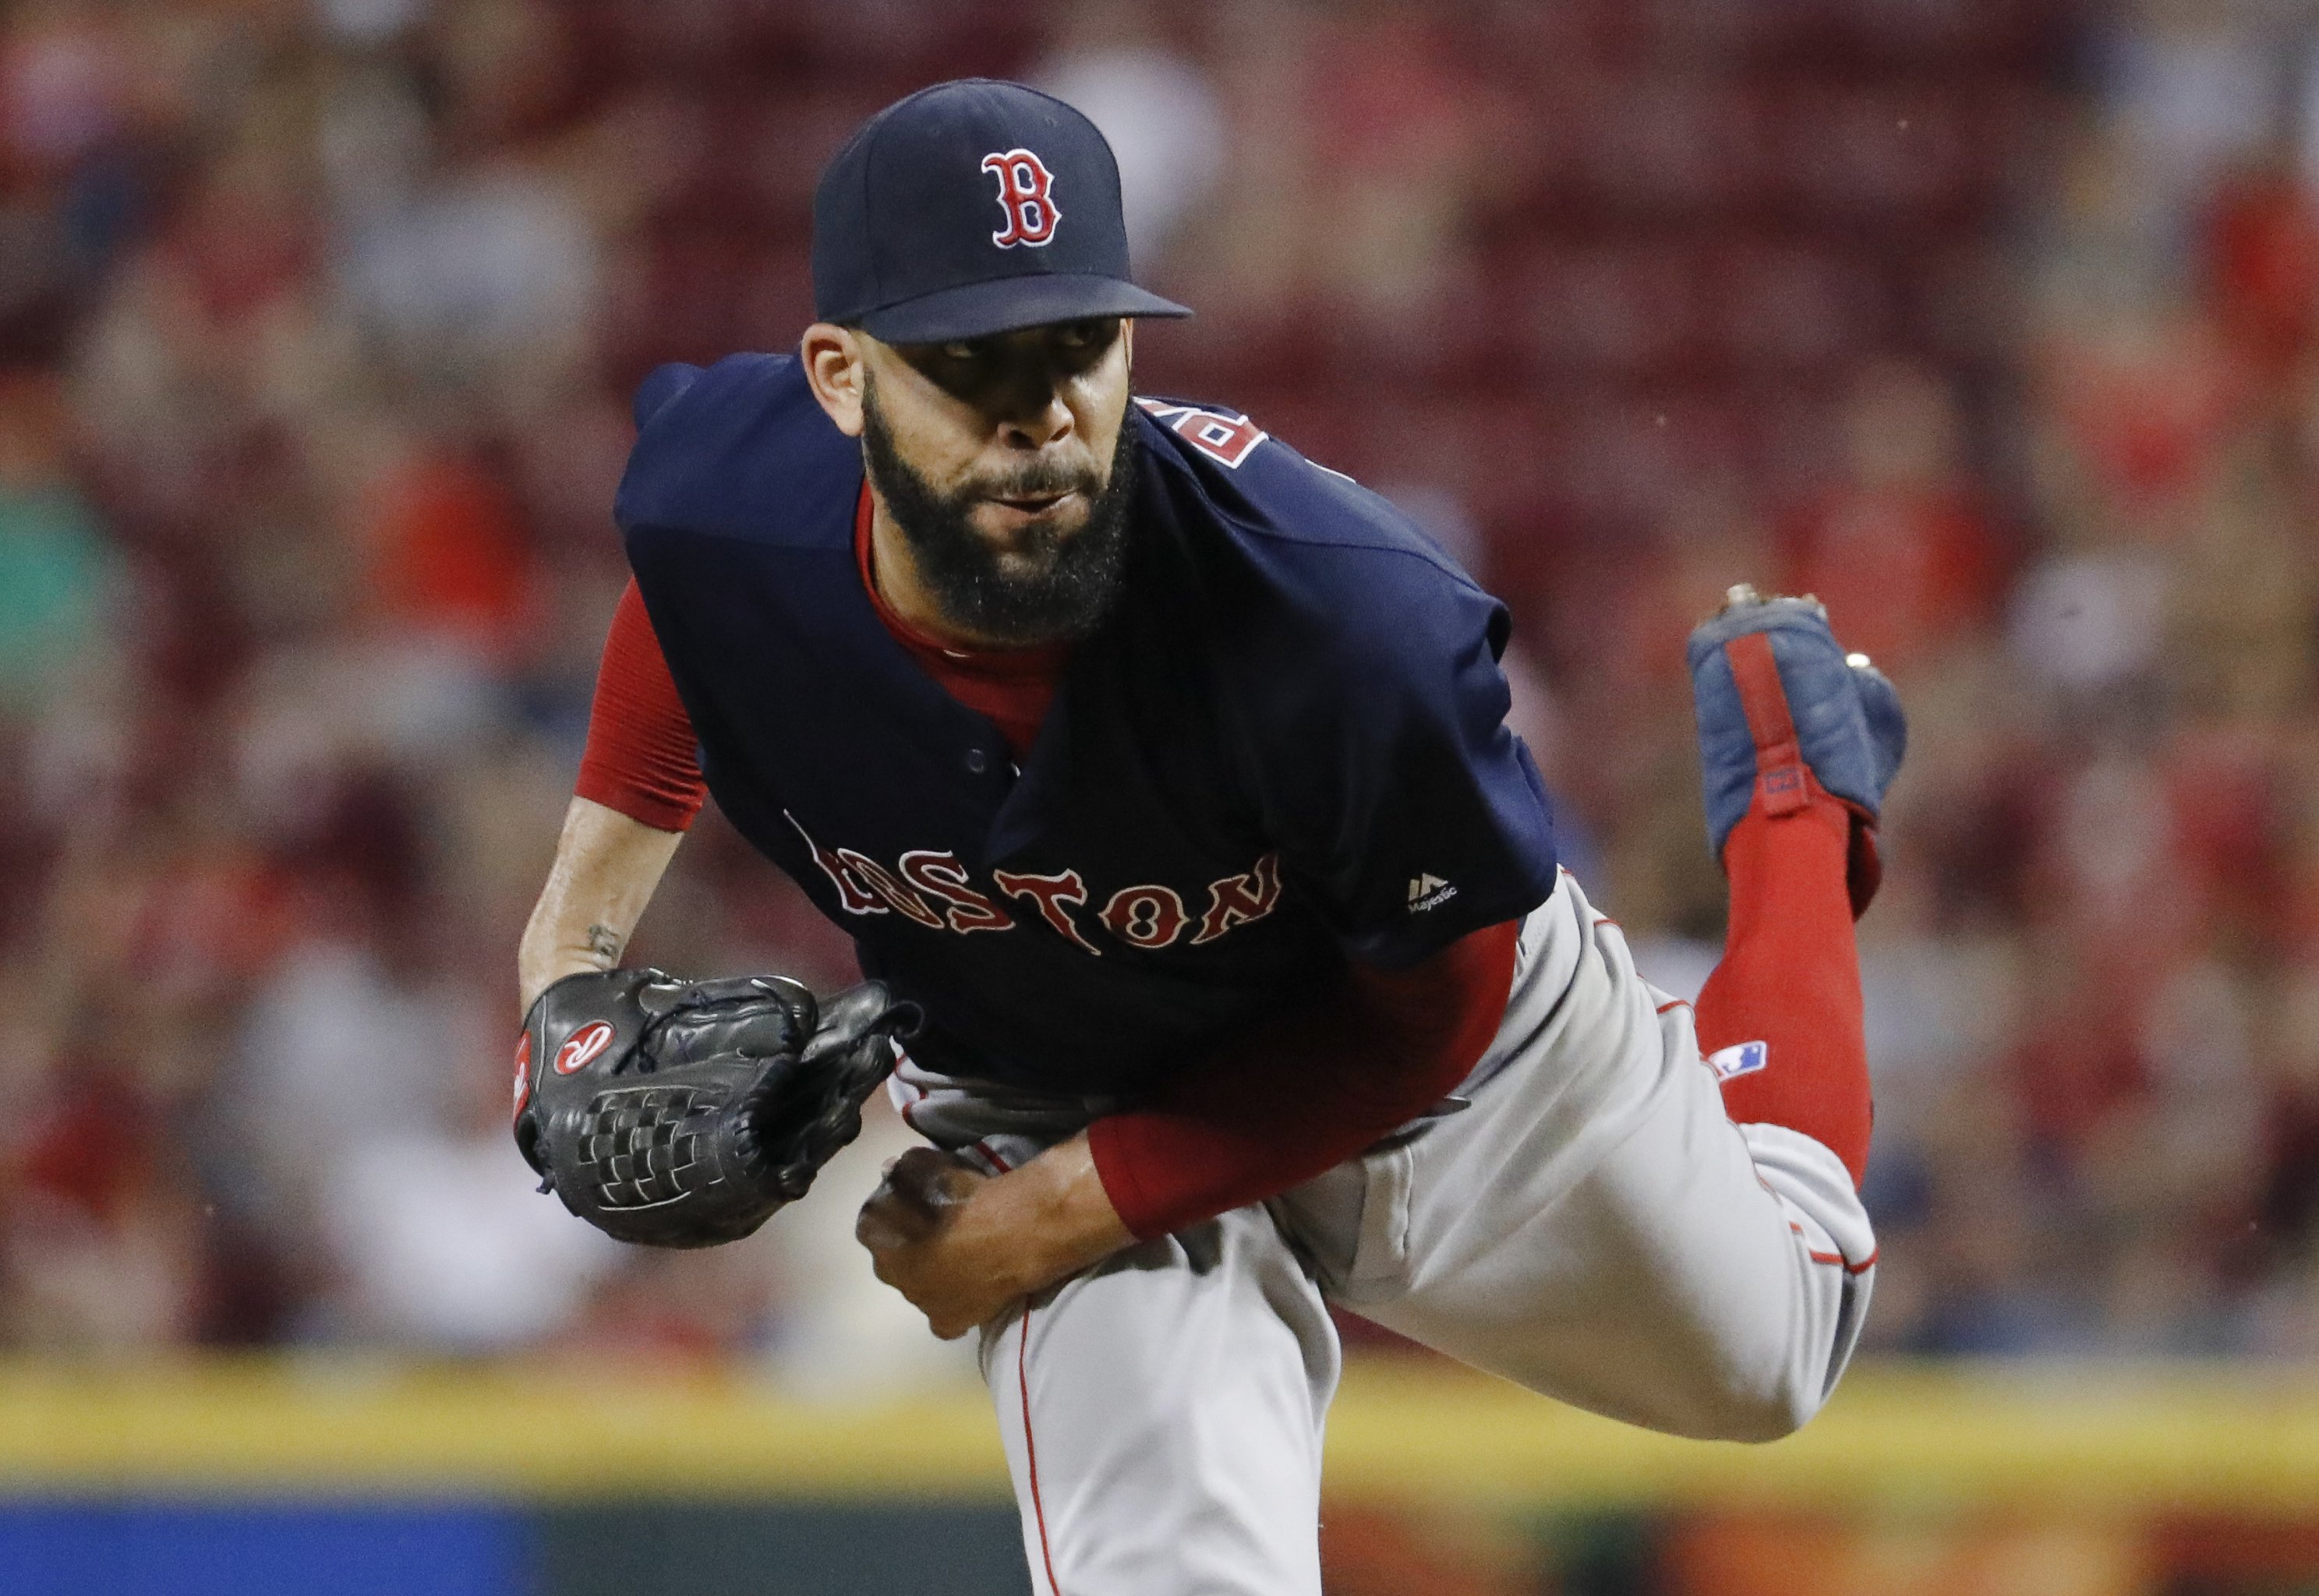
[585,923,625,964]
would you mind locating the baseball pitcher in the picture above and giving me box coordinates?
[514,79,1904,1595]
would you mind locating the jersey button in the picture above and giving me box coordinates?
[964,748,988,775]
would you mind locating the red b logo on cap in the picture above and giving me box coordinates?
[981,148,1061,249]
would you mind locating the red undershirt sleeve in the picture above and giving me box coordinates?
[1086,918,1522,1241]
[574,579,709,833]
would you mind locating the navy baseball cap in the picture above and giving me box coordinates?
[812,79,1190,344]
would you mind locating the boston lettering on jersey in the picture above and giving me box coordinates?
[613,355,1557,1097]
[787,809,1285,954]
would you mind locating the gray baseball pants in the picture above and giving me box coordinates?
[889,868,1876,1596]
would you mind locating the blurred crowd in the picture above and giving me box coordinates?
[2,0,2316,1372]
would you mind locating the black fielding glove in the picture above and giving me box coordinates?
[511,969,920,1248]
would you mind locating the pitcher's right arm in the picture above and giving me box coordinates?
[521,581,709,1015]
[517,796,686,1016]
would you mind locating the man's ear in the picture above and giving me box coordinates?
[801,323,866,437]
[1121,317,1135,376]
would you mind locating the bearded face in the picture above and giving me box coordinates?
[858,367,1138,649]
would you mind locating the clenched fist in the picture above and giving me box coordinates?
[855,1135,1136,1340]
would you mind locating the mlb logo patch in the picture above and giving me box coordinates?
[1707,1040,1769,1082]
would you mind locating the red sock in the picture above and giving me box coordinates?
[1694,780,1873,1187]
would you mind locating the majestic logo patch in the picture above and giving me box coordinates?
[1408,874,1457,913]
[981,148,1061,248]
[1707,1040,1769,1081]
[555,1020,616,1075]
[511,1033,532,1124]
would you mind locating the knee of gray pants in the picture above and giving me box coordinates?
[1663,1363,1821,1444]
[1612,1343,1821,1443]
[1646,1261,1869,1444]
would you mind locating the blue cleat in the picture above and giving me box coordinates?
[1687,585,1907,916]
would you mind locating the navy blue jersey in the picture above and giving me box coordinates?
[613,354,1557,1097]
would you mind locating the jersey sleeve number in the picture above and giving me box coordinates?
[1137,399,1269,469]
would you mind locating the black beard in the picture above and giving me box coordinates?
[861,386,1137,648]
